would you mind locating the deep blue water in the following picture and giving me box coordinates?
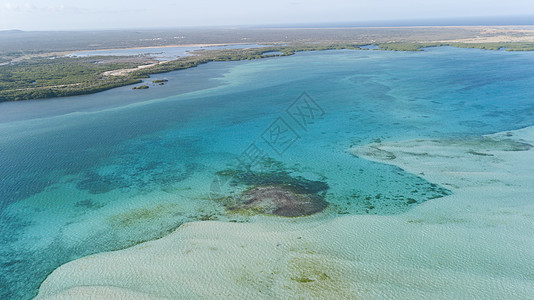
[1,47,534,299]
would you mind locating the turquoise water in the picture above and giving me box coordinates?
[1,47,534,299]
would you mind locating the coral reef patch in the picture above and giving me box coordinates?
[214,159,329,217]
[237,185,328,217]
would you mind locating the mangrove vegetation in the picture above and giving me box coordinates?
[1,42,534,102]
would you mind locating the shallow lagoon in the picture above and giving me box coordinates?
[68,43,271,61]
[1,47,534,299]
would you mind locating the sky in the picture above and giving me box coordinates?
[0,0,533,31]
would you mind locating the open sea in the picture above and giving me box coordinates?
[1,47,534,299]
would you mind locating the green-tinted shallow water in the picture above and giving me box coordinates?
[1,47,534,299]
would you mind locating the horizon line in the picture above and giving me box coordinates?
[1,14,533,32]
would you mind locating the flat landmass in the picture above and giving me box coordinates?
[1,26,534,102]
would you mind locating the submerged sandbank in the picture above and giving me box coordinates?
[36,127,534,299]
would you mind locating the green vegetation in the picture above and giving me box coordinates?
[0,47,295,102]
[1,41,533,102]
[125,44,366,80]
[378,42,534,51]
[0,56,148,101]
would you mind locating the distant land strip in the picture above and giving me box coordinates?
[1,41,534,102]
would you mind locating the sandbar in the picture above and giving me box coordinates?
[36,126,534,299]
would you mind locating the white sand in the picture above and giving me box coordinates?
[102,63,160,77]
[36,127,534,299]
[436,26,534,43]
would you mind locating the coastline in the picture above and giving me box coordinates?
[3,37,534,102]
[35,126,534,299]
[70,42,279,53]
[10,43,272,63]
[13,25,534,62]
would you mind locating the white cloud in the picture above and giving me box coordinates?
[1,2,76,13]
[4,2,18,11]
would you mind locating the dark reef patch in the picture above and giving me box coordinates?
[74,199,105,209]
[75,135,202,194]
[214,158,329,217]
[236,185,328,217]
[76,162,197,194]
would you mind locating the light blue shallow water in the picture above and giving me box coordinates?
[69,43,271,61]
[1,47,534,299]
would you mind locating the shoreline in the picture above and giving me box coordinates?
[5,25,534,62]
[67,42,280,55]
[9,43,275,63]
[3,36,534,102]
[3,42,534,103]
[36,126,534,299]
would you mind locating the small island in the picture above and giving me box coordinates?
[131,85,149,90]
[152,79,168,83]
